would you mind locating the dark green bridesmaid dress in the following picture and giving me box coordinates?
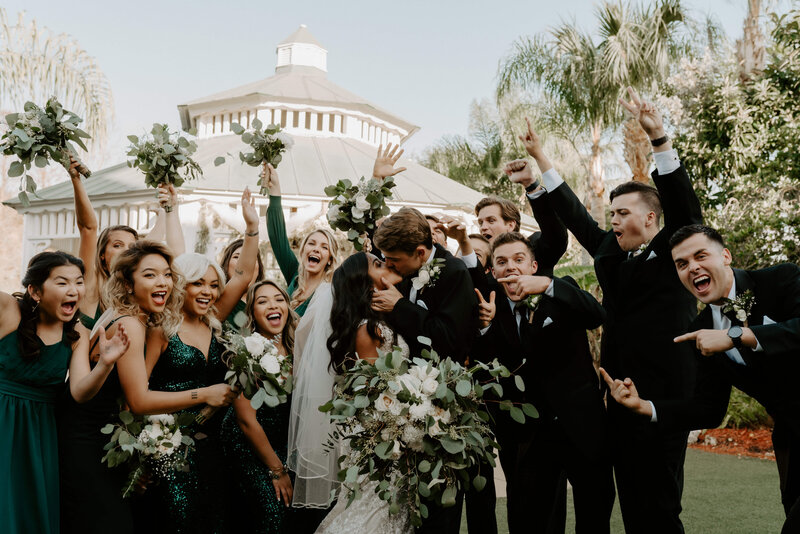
[143,333,228,533]
[220,392,292,533]
[0,329,71,534]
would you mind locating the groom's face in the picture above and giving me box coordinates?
[382,246,427,277]
[671,233,732,304]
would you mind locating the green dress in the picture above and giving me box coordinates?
[79,305,103,330]
[220,394,292,532]
[267,195,311,317]
[0,329,71,534]
[143,334,228,533]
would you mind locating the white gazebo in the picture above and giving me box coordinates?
[5,25,536,271]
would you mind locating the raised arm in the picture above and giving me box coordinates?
[69,325,130,403]
[68,158,100,312]
[519,120,607,256]
[216,188,260,319]
[116,318,236,415]
[157,183,186,256]
[264,164,299,286]
[372,143,407,180]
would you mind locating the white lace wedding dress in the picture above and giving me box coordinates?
[315,321,413,534]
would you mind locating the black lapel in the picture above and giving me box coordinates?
[733,268,761,326]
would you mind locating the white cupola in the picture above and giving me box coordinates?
[275,24,327,73]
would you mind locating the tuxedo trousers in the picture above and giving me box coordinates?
[464,459,498,534]
[416,490,464,534]
[610,408,687,534]
[772,422,800,534]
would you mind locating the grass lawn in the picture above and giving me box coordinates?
[460,448,784,533]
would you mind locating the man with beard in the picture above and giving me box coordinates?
[522,88,704,533]
[602,224,800,533]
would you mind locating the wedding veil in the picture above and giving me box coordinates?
[287,282,340,508]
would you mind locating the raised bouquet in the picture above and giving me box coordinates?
[1,97,92,206]
[196,331,293,423]
[101,411,196,498]
[213,119,294,195]
[320,340,537,526]
[325,176,396,251]
[127,123,202,188]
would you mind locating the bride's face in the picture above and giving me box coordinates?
[366,253,402,290]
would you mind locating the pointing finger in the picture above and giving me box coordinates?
[673,331,699,343]
[474,288,486,304]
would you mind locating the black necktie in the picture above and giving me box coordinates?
[723,308,743,327]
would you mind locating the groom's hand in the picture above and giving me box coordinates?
[371,278,403,312]
[674,329,733,356]
[599,368,652,417]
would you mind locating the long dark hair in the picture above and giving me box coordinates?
[13,251,84,360]
[245,280,297,355]
[326,252,383,372]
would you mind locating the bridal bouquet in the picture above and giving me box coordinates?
[325,176,396,251]
[101,411,196,498]
[320,340,537,526]
[197,331,293,423]
[213,119,294,195]
[126,123,202,188]
[1,97,92,206]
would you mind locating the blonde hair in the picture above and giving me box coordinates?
[246,280,298,355]
[291,228,340,309]
[102,240,185,337]
[174,253,226,338]
[95,225,139,309]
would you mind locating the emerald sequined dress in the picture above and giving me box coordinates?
[220,384,292,532]
[143,333,228,533]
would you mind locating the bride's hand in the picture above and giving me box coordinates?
[272,471,293,507]
[371,278,402,312]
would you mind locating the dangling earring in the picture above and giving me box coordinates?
[32,300,40,313]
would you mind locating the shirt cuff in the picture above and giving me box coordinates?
[479,324,491,336]
[649,401,658,423]
[653,149,680,175]
[541,168,564,192]
[526,188,547,200]
[544,279,554,297]
[754,336,764,352]
[460,252,478,269]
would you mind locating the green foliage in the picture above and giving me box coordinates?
[659,10,800,268]
[325,176,395,251]
[721,387,770,429]
[1,97,92,205]
[126,124,202,188]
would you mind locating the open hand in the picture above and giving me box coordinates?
[372,144,407,179]
[496,274,550,300]
[504,159,537,188]
[241,187,260,230]
[371,278,403,312]
[272,471,293,507]
[476,289,496,329]
[619,86,664,139]
[157,183,178,211]
[599,368,651,416]
[97,325,130,367]
[437,214,468,244]
[674,329,733,356]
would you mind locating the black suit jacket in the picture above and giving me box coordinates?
[548,165,703,407]
[655,264,800,436]
[386,244,477,364]
[475,276,608,459]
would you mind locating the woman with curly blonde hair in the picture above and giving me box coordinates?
[57,240,236,534]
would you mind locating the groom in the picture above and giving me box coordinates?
[372,206,478,534]
[602,224,800,532]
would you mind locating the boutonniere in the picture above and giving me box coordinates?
[524,294,542,310]
[631,241,650,257]
[722,290,756,326]
[411,258,445,292]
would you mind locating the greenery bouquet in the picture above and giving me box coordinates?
[213,119,294,195]
[320,340,536,526]
[325,176,396,251]
[1,97,92,205]
[127,124,202,188]
[101,411,196,498]
[196,331,293,424]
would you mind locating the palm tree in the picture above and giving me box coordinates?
[0,8,114,193]
[497,0,687,225]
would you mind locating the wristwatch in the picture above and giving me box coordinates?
[525,180,541,193]
[650,135,669,147]
[727,325,744,349]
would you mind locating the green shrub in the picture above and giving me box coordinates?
[721,387,771,429]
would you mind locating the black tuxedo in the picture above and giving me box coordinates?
[384,244,476,534]
[476,277,614,534]
[387,244,477,364]
[547,164,703,533]
[654,264,800,532]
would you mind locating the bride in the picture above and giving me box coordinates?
[288,251,412,534]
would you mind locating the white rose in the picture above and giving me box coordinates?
[351,206,365,220]
[397,374,422,395]
[736,310,747,323]
[420,377,439,396]
[374,392,399,413]
[327,204,340,221]
[409,400,432,422]
[432,406,451,424]
[355,195,370,211]
[149,414,175,426]
[260,354,281,374]
[428,419,443,437]
[276,131,295,149]
[391,440,403,459]
[244,333,268,356]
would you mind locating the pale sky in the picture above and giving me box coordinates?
[4,0,758,165]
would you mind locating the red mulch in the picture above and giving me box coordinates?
[689,428,775,460]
